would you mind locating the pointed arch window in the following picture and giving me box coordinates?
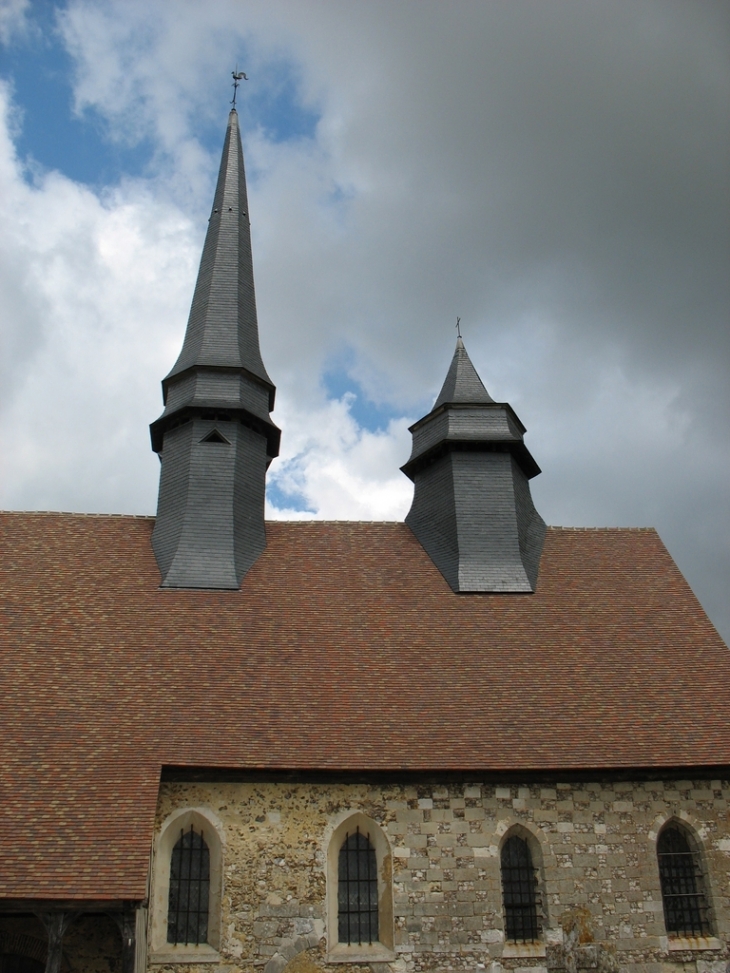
[338,828,379,946]
[501,834,540,943]
[150,809,223,961]
[657,825,711,937]
[167,825,210,945]
[326,813,394,962]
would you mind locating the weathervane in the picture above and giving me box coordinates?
[456,316,462,338]
[231,67,248,108]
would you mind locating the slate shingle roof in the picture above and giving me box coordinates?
[1,511,729,901]
[433,336,494,410]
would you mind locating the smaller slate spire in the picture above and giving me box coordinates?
[402,338,546,593]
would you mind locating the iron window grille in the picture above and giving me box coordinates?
[338,827,379,946]
[657,827,711,938]
[167,824,211,945]
[501,835,540,943]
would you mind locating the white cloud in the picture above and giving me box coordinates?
[0,0,28,45]
[0,77,414,521]
[267,394,412,520]
[0,82,197,512]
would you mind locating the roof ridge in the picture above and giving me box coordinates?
[0,510,155,519]
[550,525,656,532]
[0,514,658,531]
[267,519,405,525]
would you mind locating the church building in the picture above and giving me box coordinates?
[1,106,729,973]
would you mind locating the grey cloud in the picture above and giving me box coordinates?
[2,0,728,640]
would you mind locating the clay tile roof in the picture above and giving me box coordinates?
[1,511,729,900]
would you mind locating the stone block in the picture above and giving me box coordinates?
[396,809,424,823]
[534,809,558,822]
[696,961,727,973]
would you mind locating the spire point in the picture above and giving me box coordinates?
[433,334,494,410]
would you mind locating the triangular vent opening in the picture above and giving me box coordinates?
[200,429,230,445]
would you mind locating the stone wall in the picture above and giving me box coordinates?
[148,777,730,973]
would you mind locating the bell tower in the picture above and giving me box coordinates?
[402,337,546,593]
[150,108,280,589]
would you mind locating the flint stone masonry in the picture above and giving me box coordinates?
[150,778,730,973]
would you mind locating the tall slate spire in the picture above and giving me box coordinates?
[402,338,546,593]
[150,109,279,589]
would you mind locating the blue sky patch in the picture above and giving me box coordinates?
[0,1,155,186]
[323,356,404,433]
[240,62,318,145]
[1,6,318,189]
[266,479,315,514]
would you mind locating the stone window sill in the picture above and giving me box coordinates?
[667,937,723,952]
[502,943,547,958]
[149,945,221,965]
[327,942,396,964]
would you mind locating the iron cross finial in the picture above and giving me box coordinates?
[456,316,462,338]
[231,67,248,108]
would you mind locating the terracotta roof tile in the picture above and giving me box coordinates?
[1,512,729,899]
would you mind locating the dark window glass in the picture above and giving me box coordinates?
[0,957,44,973]
[501,835,540,943]
[338,828,378,945]
[167,825,210,945]
[658,827,710,937]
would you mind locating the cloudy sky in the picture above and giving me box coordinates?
[0,0,728,639]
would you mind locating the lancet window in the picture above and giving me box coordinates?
[167,824,211,945]
[500,834,540,943]
[338,827,379,946]
[657,825,711,937]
